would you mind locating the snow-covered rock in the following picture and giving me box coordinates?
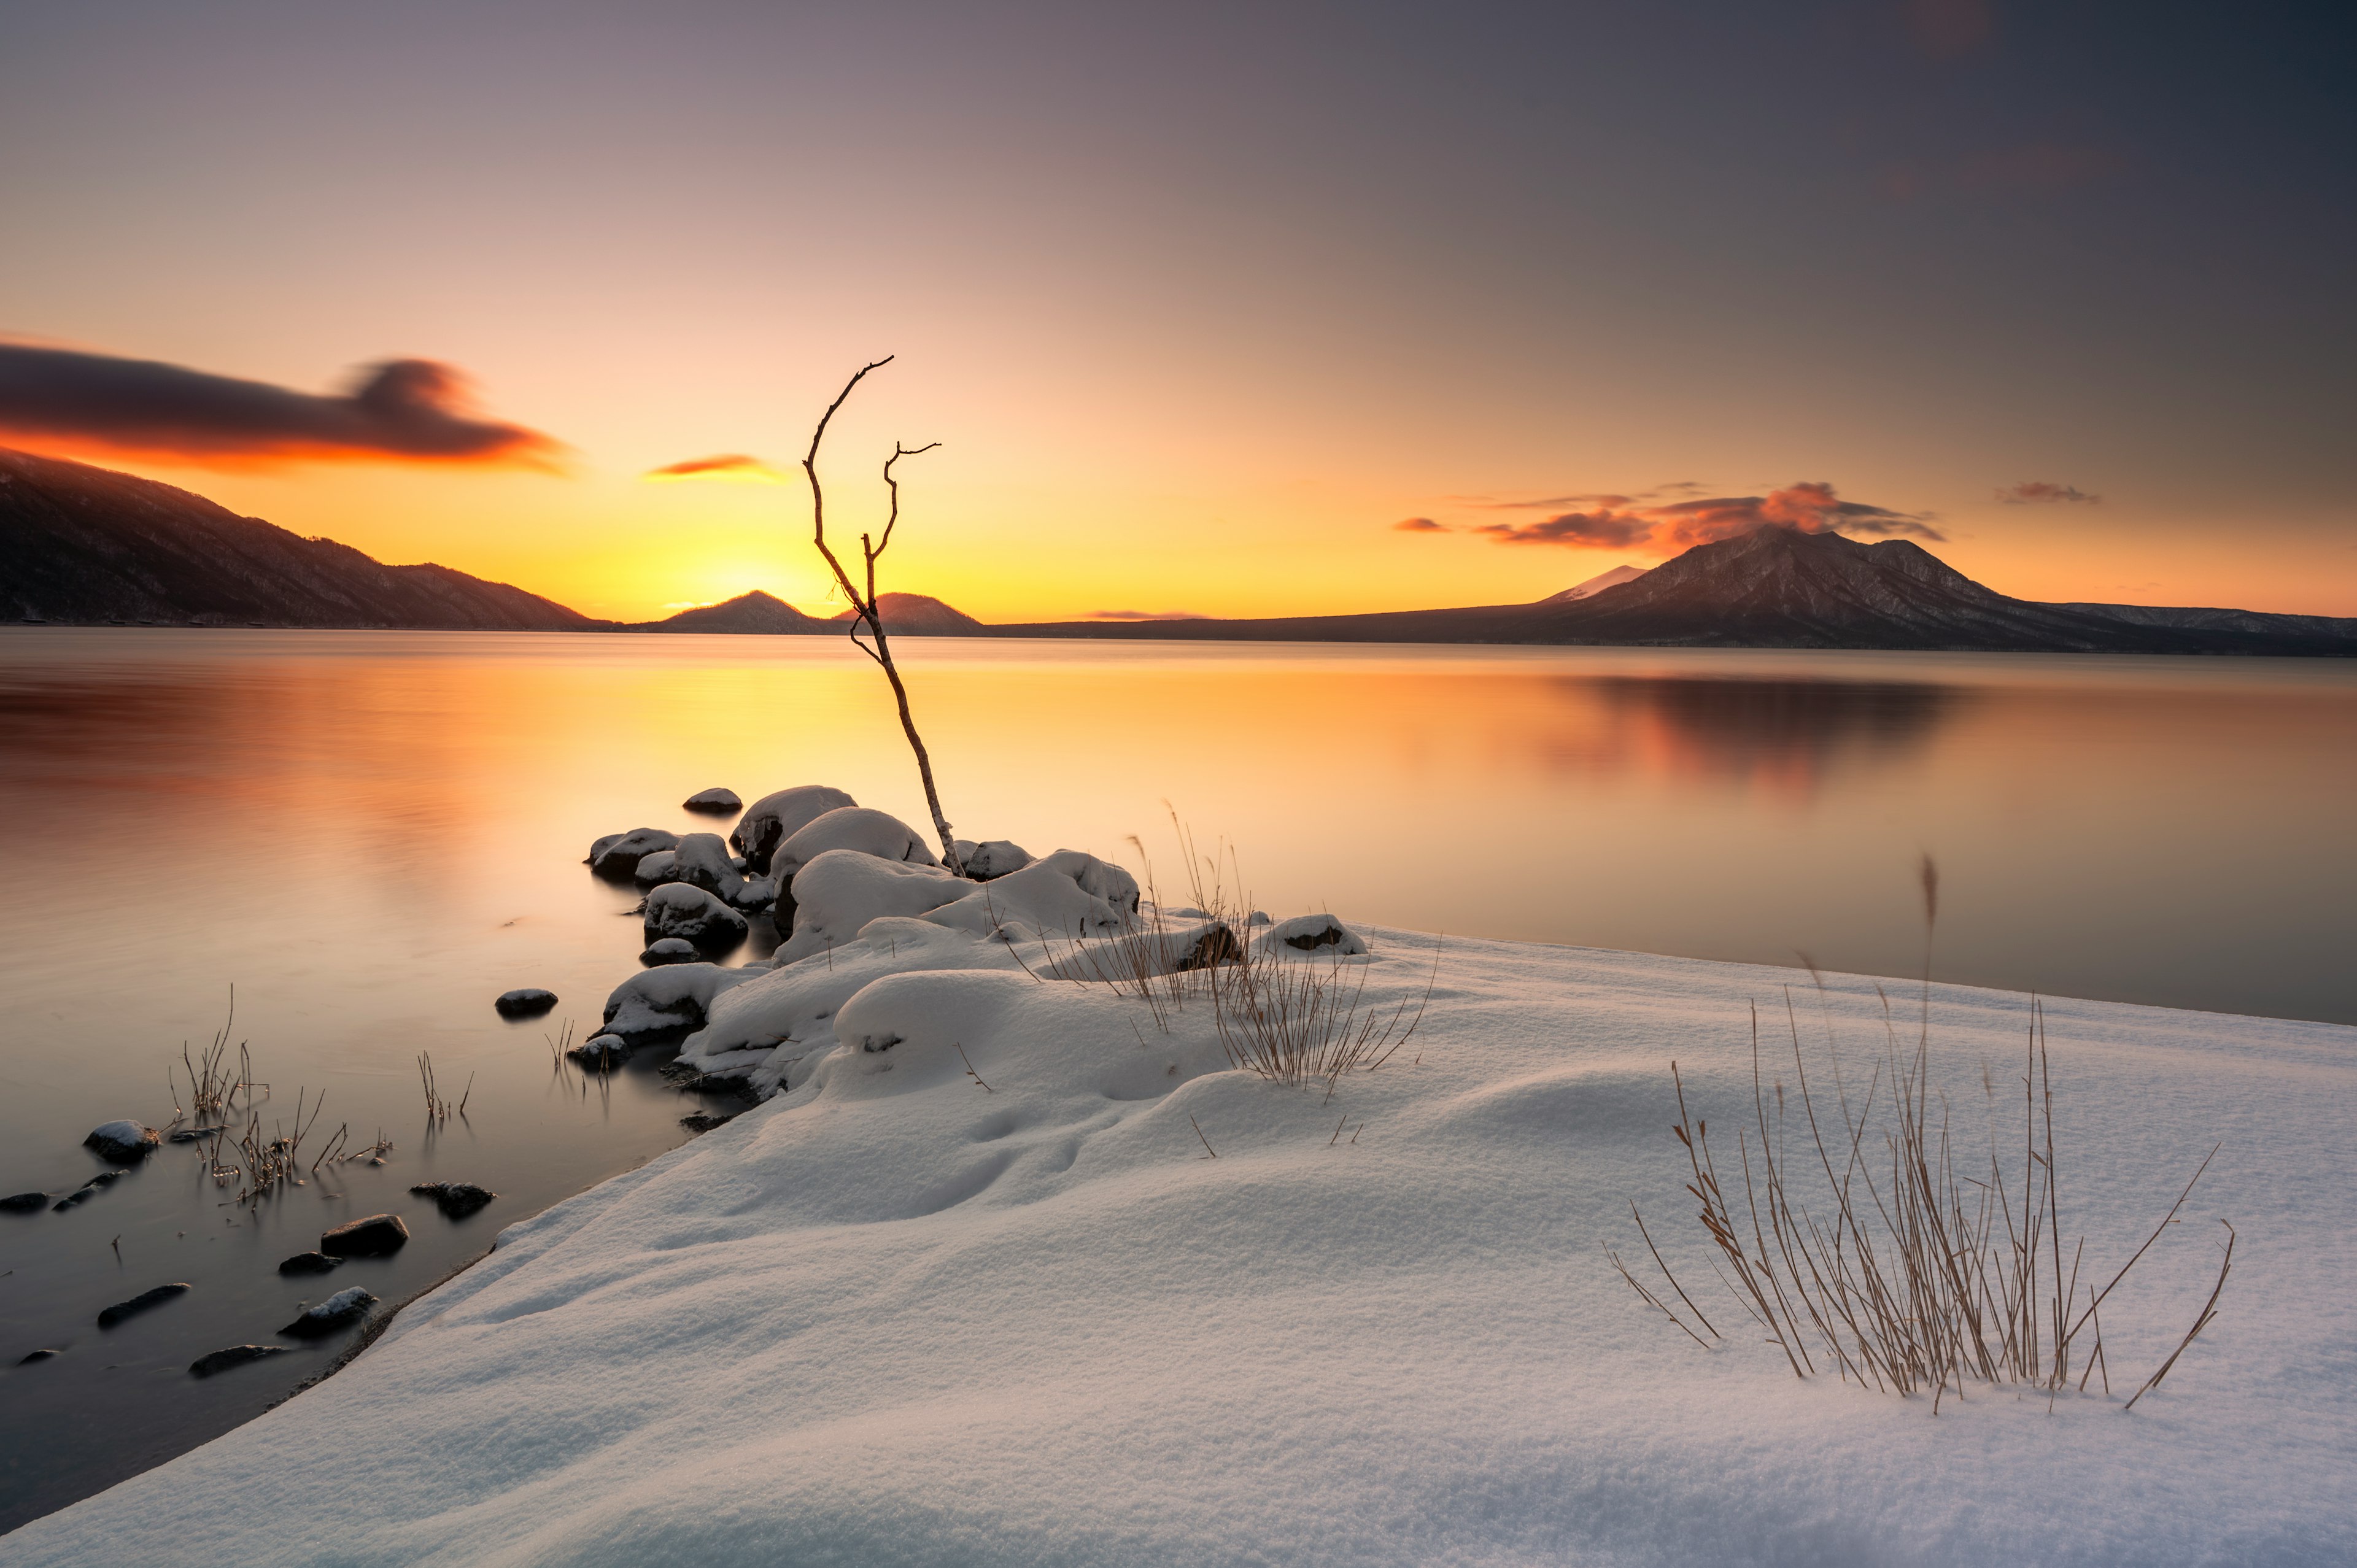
[83,1121,159,1162]
[638,937,701,966]
[953,838,1035,881]
[631,848,681,887]
[569,1035,632,1070]
[492,987,558,1019]
[14,934,2356,1567]
[732,785,857,874]
[727,875,778,913]
[773,806,939,881]
[682,786,741,814]
[922,849,1140,941]
[600,964,763,1041]
[1253,913,1369,957]
[769,850,966,965]
[280,1287,377,1338]
[587,827,678,878]
[670,833,741,897]
[642,884,749,951]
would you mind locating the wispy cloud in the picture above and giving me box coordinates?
[1475,509,1655,547]
[1393,516,1450,533]
[644,453,786,483]
[1439,480,1942,550]
[1997,480,2102,505]
[0,342,561,468]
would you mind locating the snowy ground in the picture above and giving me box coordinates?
[8,926,2351,1566]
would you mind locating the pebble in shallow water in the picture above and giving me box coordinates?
[190,1345,290,1378]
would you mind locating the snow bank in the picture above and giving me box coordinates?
[16,934,2354,1565]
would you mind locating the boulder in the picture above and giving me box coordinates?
[643,883,750,950]
[18,1348,58,1364]
[1254,914,1369,957]
[410,1181,495,1219]
[773,807,939,881]
[639,937,701,966]
[320,1213,409,1257]
[683,786,742,814]
[768,851,967,964]
[2,1191,47,1213]
[601,963,762,1041]
[632,848,682,887]
[190,1344,291,1378]
[277,1251,341,1276]
[569,1035,632,1071]
[670,833,745,898]
[954,838,1035,881]
[587,827,679,878]
[97,1282,190,1327]
[733,785,858,875]
[83,1121,160,1162]
[281,1286,377,1338]
[493,987,559,1019]
[726,875,779,913]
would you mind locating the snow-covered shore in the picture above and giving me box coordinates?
[9,925,2353,1566]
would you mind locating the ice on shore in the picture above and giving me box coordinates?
[17,928,2348,1565]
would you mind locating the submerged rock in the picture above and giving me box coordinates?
[190,1344,291,1378]
[166,1127,222,1144]
[281,1286,378,1338]
[643,883,749,950]
[732,785,858,875]
[1,1191,47,1213]
[640,937,700,966]
[97,1282,191,1327]
[569,1035,632,1071]
[83,1121,160,1162]
[683,786,742,814]
[277,1251,341,1276]
[320,1213,409,1257]
[410,1181,495,1219]
[587,827,679,878]
[494,987,559,1019]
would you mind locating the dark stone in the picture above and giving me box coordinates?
[277,1251,341,1276]
[680,1111,738,1133]
[640,937,700,966]
[1,1191,47,1214]
[97,1282,192,1328]
[190,1344,291,1378]
[588,827,679,879]
[569,1036,631,1072]
[1285,923,1349,951]
[409,1181,496,1219]
[83,1121,160,1162]
[167,1127,222,1143]
[51,1186,97,1211]
[494,987,559,1019]
[280,1288,377,1338]
[683,786,742,814]
[18,1348,59,1364]
[88,1170,123,1186]
[319,1213,409,1257]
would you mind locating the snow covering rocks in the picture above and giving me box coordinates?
[319,1213,408,1257]
[569,1036,630,1070]
[600,963,762,1041]
[682,786,741,814]
[630,848,680,886]
[280,1287,377,1338]
[768,851,966,965]
[772,806,938,880]
[641,883,749,951]
[733,784,857,875]
[668,833,740,896]
[83,1120,159,1162]
[96,1282,189,1328]
[638,937,700,966]
[493,987,558,1019]
[410,1182,495,1219]
[189,1345,290,1378]
[587,827,678,878]
[16,935,2353,1566]
[1255,913,1368,956]
[953,837,1034,881]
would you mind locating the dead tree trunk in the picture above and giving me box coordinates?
[801,357,966,877]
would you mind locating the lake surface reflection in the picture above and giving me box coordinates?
[1,628,2351,1528]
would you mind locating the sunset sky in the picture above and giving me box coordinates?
[3,1,2352,620]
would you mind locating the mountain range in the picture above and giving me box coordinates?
[4,447,2351,655]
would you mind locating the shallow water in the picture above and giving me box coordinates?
[0,627,2351,1530]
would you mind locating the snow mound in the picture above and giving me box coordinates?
[733,785,857,874]
[1253,913,1368,956]
[21,935,2355,1566]
[773,805,939,880]
[769,850,966,965]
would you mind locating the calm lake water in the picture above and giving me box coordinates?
[2,627,2353,1530]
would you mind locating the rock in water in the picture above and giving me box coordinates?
[410,1181,495,1219]
[773,806,940,880]
[568,1035,632,1071]
[683,786,741,814]
[18,1348,59,1364]
[320,1213,409,1257]
[83,1121,160,1162]
[280,1286,377,1338]
[190,1344,290,1378]
[494,987,559,1019]
[632,848,683,887]
[277,1251,341,1276]
[732,784,858,875]
[643,883,749,950]
[97,1282,191,1327]
[587,826,679,878]
[640,937,700,965]
[670,833,745,898]
[1,1191,48,1213]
